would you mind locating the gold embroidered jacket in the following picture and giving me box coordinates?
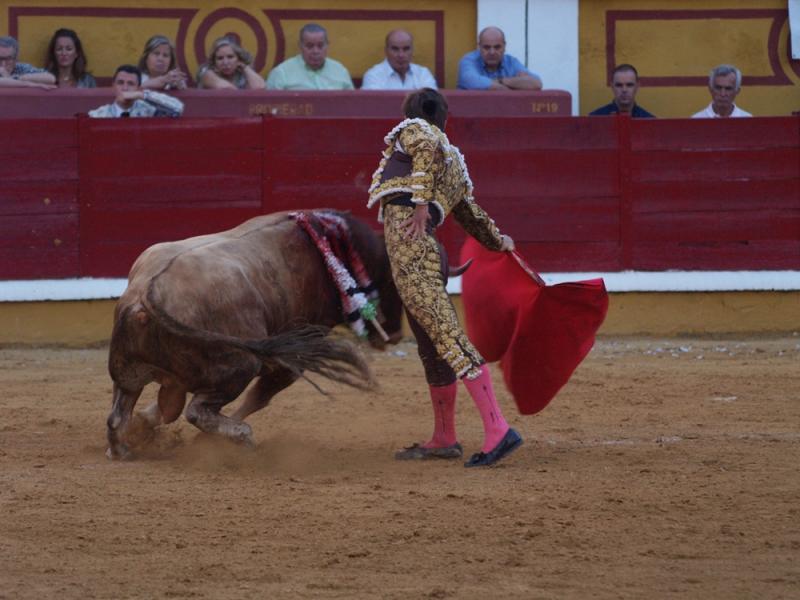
[367,118,505,250]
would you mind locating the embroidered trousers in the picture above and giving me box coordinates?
[383,203,484,381]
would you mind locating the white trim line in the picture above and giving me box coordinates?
[0,278,128,302]
[446,271,800,294]
[0,271,798,302]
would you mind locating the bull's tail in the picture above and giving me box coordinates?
[143,282,374,393]
[237,326,376,392]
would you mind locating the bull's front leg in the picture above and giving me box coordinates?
[185,392,255,447]
[106,382,143,460]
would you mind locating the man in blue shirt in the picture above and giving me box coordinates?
[457,26,542,91]
[590,64,655,118]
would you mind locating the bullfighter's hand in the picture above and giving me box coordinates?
[500,234,515,252]
[402,204,430,240]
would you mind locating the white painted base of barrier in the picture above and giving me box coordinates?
[1,271,798,302]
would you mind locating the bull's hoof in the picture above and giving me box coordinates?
[106,444,133,461]
[233,424,255,449]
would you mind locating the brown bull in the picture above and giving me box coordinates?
[106,210,403,459]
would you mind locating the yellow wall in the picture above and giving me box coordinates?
[580,0,800,117]
[2,1,475,88]
[1,292,798,347]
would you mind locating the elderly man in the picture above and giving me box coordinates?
[0,36,56,89]
[692,64,751,118]
[361,29,437,90]
[590,64,655,117]
[457,26,541,91]
[89,65,183,118]
[266,23,353,90]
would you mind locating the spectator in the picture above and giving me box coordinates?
[0,35,56,88]
[44,28,96,88]
[196,36,263,90]
[88,65,183,118]
[361,29,437,90]
[266,23,354,90]
[138,35,187,90]
[692,64,752,118]
[457,26,541,91]
[589,64,654,118]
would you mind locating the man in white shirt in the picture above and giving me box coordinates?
[89,65,184,118]
[361,29,437,90]
[691,64,752,118]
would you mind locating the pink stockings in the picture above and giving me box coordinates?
[422,381,458,448]
[423,365,510,453]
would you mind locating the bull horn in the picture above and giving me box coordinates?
[448,258,473,278]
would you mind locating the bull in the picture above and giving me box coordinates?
[106,210,403,460]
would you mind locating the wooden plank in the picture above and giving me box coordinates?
[631,240,800,270]
[631,117,799,151]
[0,213,79,279]
[632,211,800,242]
[0,149,77,181]
[451,116,619,151]
[82,118,262,150]
[476,196,619,242]
[0,119,76,152]
[85,176,261,207]
[265,118,393,155]
[0,182,78,216]
[82,149,262,178]
[515,241,621,272]
[81,207,261,243]
[468,150,620,197]
[267,155,378,187]
[631,179,800,213]
[631,148,799,183]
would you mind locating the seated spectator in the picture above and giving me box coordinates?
[88,64,183,118]
[692,64,752,118]
[138,35,187,90]
[590,64,654,118]
[0,35,56,88]
[266,23,354,90]
[457,26,541,91]
[44,28,96,88]
[196,36,263,90]
[361,29,437,90]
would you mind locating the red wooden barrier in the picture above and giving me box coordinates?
[0,115,797,281]
[0,120,79,279]
[77,117,264,276]
[0,89,572,119]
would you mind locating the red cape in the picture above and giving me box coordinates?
[460,238,609,415]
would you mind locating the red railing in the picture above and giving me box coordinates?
[1,115,798,280]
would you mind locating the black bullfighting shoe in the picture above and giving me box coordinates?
[394,442,463,460]
[464,428,523,468]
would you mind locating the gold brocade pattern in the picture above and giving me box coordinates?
[368,120,504,249]
[384,204,483,379]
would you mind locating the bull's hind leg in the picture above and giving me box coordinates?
[185,392,255,447]
[107,382,143,460]
[229,369,298,422]
[134,382,188,429]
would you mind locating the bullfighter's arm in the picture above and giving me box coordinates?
[451,200,506,251]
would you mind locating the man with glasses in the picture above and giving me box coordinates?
[0,36,56,89]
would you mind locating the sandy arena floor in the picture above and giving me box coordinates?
[1,335,799,599]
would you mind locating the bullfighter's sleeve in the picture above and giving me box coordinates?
[451,199,505,251]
